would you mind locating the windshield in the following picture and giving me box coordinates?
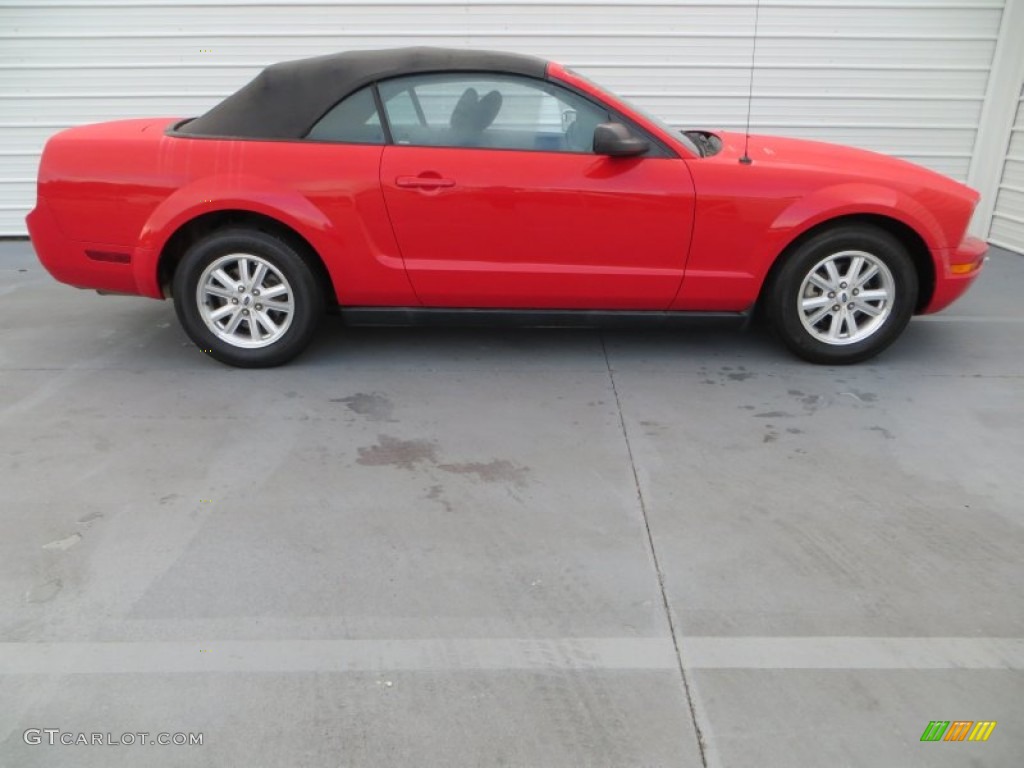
[564,68,703,157]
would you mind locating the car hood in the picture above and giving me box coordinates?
[710,130,978,203]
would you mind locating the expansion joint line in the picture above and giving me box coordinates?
[599,332,709,768]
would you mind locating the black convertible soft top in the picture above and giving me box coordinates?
[176,47,549,140]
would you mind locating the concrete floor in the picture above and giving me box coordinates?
[1,239,1022,767]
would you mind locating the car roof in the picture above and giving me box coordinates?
[176,46,550,140]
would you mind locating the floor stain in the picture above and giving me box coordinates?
[868,426,896,440]
[76,511,104,525]
[639,419,666,435]
[25,578,62,603]
[787,389,821,412]
[841,390,878,404]
[720,365,756,381]
[425,484,454,513]
[332,392,395,422]
[357,435,437,470]
[42,533,81,551]
[358,436,529,487]
[755,411,794,418]
[438,459,529,487]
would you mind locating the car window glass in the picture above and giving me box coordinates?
[378,74,610,153]
[306,86,384,144]
[383,88,421,127]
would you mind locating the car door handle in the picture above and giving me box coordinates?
[395,175,455,189]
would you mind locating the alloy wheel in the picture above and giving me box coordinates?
[797,250,895,345]
[196,252,295,348]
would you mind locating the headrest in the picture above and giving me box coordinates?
[476,90,503,130]
[450,87,480,132]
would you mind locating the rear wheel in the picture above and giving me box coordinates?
[766,224,918,364]
[172,228,324,367]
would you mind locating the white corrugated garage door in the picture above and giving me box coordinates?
[0,0,1006,235]
[989,83,1024,252]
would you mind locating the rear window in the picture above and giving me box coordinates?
[306,86,385,144]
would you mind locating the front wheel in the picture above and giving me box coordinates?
[172,228,324,367]
[765,225,918,364]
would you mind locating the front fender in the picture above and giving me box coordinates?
[673,177,946,312]
[769,182,945,256]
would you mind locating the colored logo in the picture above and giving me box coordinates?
[920,721,996,742]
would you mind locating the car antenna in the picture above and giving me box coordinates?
[739,0,761,165]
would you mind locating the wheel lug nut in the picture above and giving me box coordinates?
[255,304,262,310]
[828,291,836,298]
[231,298,239,305]
[852,289,859,296]
[252,289,260,296]
[832,305,840,312]
[840,282,847,289]
[242,309,249,315]
[237,286,245,292]
[848,303,855,310]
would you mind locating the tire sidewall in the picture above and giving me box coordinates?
[768,226,918,364]
[173,228,323,367]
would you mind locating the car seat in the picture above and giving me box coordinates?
[449,87,503,146]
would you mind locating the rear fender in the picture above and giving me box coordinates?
[132,174,337,298]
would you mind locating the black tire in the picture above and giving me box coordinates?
[172,228,324,367]
[765,224,918,364]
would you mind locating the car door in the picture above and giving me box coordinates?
[376,73,695,309]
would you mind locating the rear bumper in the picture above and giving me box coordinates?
[26,199,151,296]
[921,235,987,314]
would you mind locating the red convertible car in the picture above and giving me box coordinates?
[27,47,987,367]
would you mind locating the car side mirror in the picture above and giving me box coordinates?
[593,122,649,157]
